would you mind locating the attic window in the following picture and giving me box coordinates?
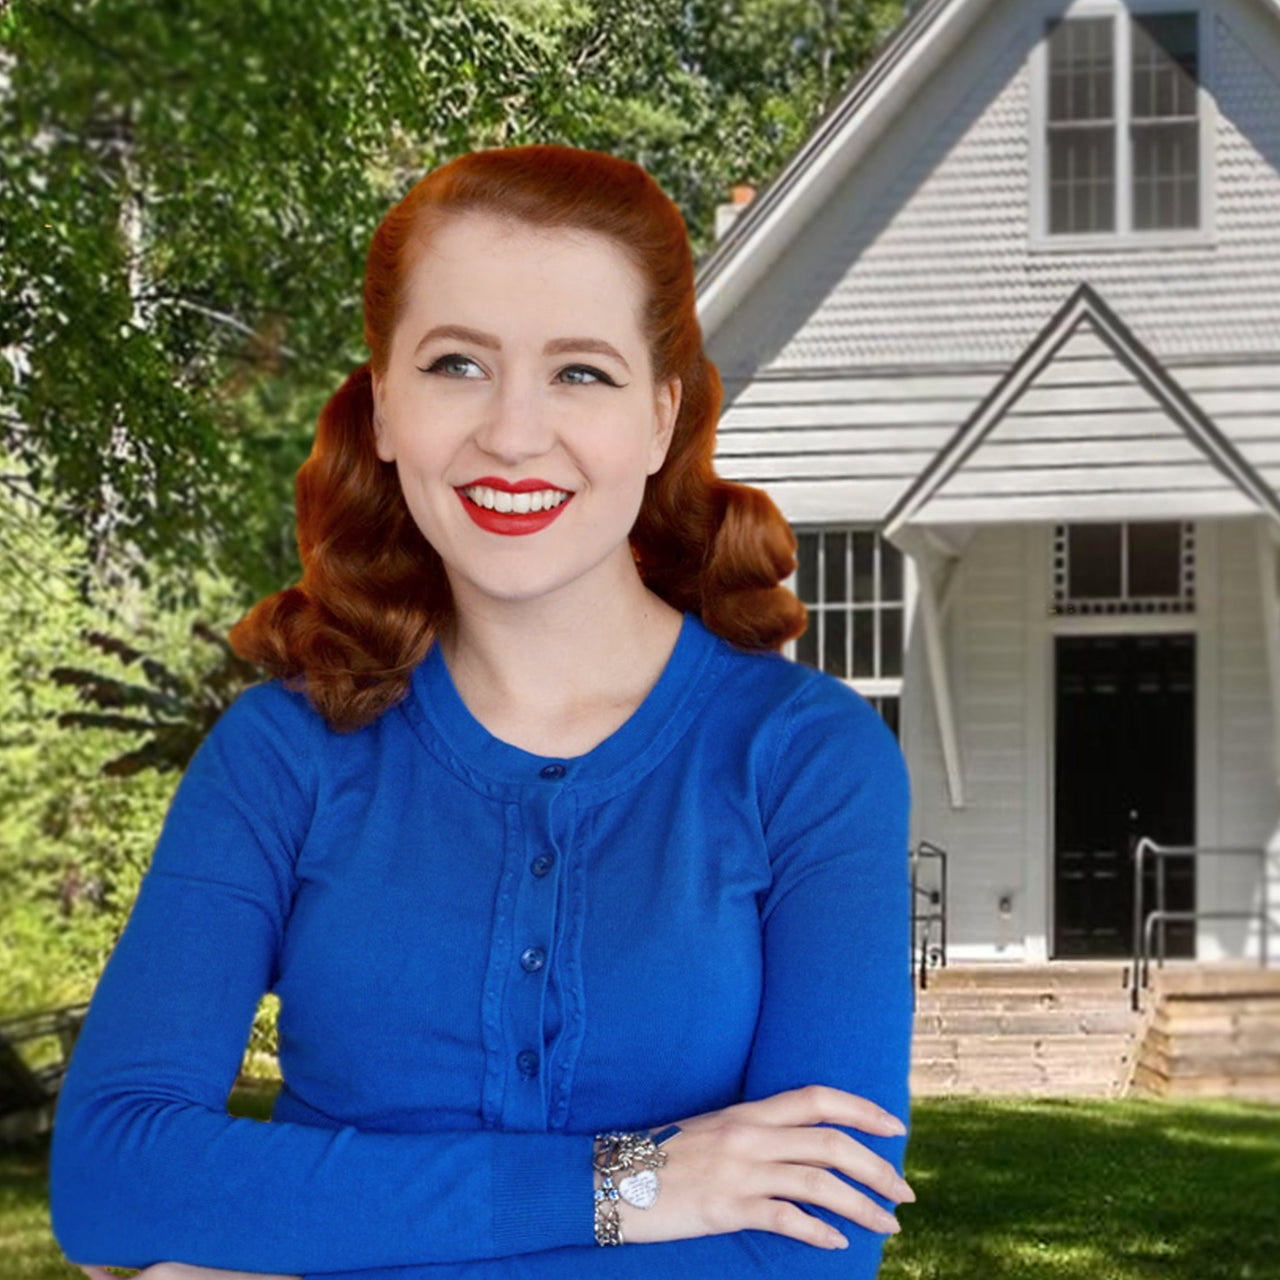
[1044,9,1201,236]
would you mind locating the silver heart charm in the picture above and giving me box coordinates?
[617,1169,659,1209]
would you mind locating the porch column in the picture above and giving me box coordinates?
[900,528,965,809]
[1257,517,1280,796]
[1255,517,1280,967]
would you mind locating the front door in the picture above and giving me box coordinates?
[1053,633,1196,958]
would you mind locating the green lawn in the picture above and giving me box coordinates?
[8,1088,1279,1279]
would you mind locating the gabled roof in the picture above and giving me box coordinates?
[880,282,1280,541]
[694,0,1280,340]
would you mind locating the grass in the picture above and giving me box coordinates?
[7,1088,1279,1279]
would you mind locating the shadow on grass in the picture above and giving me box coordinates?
[884,1094,1280,1280]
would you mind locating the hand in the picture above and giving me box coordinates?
[76,1263,302,1280]
[608,1085,914,1250]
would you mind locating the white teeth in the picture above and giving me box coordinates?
[462,485,570,513]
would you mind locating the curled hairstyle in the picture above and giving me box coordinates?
[229,143,806,733]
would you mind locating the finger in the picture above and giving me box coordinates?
[754,1124,913,1204]
[763,1166,902,1237]
[730,1084,903,1135]
[745,1197,851,1250]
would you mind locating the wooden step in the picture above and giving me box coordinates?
[911,1062,1119,1096]
[914,1008,1141,1036]
[1130,1063,1280,1103]
[909,963,1280,1100]
[1127,965,1280,1100]
[1147,1023,1280,1053]
[915,988,1138,1012]
[1148,964,1280,998]
[923,963,1132,991]
[1150,1003,1280,1031]
[913,1081,1119,1097]
[1141,1044,1280,1078]
[913,1032,1132,1058]
[909,964,1143,1096]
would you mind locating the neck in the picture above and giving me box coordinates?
[436,563,683,719]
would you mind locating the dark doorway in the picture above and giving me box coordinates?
[1054,633,1196,958]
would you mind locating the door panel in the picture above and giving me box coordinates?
[1054,633,1195,958]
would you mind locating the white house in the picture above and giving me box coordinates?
[698,0,1280,973]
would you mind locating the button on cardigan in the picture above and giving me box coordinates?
[49,609,914,1279]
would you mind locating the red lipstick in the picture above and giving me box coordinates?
[461,476,564,492]
[455,477,574,537]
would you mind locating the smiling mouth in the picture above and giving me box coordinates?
[457,484,572,514]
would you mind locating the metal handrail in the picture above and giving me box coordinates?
[910,840,948,991]
[1129,837,1272,1011]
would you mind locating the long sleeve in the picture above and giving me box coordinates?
[295,676,914,1280]
[48,684,598,1274]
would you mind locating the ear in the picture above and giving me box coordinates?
[648,376,681,475]
[371,371,395,463]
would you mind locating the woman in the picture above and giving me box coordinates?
[51,143,916,1280]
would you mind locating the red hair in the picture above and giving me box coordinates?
[228,144,806,733]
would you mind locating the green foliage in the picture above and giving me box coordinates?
[0,442,263,1035]
[1,0,902,597]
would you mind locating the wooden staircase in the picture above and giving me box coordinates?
[910,962,1143,1097]
[1126,962,1280,1103]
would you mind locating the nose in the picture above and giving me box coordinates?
[474,376,555,463]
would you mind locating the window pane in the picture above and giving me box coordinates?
[1049,128,1115,233]
[853,609,874,678]
[797,532,817,601]
[882,539,903,600]
[881,606,903,678]
[1132,13,1198,121]
[1128,522,1182,596]
[1069,523,1122,597]
[1133,121,1199,229]
[792,531,904,683]
[852,531,874,602]
[824,530,847,604]
[1048,16,1113,121]
[824,610,847,678]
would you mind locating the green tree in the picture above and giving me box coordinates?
[0,438,255,1016]
[1,0,901,607]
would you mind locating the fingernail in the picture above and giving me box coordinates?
[879,1212,901,1234]
[884,1115,907,1135]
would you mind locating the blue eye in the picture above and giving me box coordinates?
[560,364,616,386]
[422,354,482,378]
[418,354,619,387]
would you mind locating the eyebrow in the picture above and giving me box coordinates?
[412,323,632,374]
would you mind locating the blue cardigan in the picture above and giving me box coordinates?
[49,609,914,1279]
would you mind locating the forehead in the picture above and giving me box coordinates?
[402,211,646,331]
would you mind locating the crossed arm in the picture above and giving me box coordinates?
[54,679,914,1279]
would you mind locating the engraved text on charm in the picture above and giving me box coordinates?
[617,1169,659,1209]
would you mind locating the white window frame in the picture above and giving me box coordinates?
[783,525,906,721]
[1028,0,1217,252]
[1050,519,1196,615]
